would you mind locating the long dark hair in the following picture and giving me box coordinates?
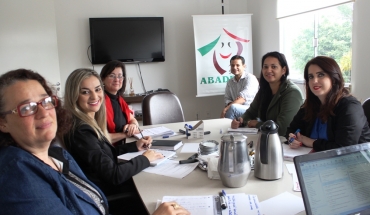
[0,69,71,147]
[303,56,349,122]
[258,52,289,120]
[100,60,127,96]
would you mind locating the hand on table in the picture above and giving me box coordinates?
[231,117,243,129]
[142,150,164,162]
[247,120,258,128]
[288,132,303,149]
[152,202,190,215]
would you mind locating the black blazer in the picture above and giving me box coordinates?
[64,120,149,195]
[286,96,370,152]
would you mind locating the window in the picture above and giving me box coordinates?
[279,2,353,83]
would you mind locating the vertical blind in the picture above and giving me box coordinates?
[277,0,355,19]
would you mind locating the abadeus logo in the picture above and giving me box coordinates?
[197,28,250,75]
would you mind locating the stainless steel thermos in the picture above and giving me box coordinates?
[218,133,251,187]
[254,120,284,180]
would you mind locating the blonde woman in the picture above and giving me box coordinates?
[63,69,163,213]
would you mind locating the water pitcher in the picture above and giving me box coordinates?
[218,133,251,187]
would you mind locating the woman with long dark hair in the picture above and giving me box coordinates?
[287,56,370,151]
[231,51,304,136]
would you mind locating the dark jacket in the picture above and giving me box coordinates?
[64,120,150,195]
[286,96,370,152]
[241,80,304,136]
[0,146,107,215]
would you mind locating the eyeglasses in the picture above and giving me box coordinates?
[107,74,124,80]
[0,96,58,117]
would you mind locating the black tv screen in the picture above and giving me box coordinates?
[89,17,165,64]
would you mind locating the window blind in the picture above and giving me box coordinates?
[277,0,355,19]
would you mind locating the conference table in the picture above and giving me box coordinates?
[129,118,305,214]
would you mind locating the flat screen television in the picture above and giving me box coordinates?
[89,17,165,64]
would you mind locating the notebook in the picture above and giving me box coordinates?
[151,140,183,151]
[227,127,258,134]
[282,143,312,161]
[134,126,174,139]
[117,149,176,166]
[160,193,261,215]
[294,143,370,215]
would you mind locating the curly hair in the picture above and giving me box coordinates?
[0,69,72,147]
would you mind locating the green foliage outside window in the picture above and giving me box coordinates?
[291,5,352,83]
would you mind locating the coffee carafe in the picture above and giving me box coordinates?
[218,133,251,188]
[254,120,283,180]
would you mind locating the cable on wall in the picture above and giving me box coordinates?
[137,63,147,95]
[87,45,94,70]
[222,0,224,14]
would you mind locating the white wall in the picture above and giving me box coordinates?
[351,0,370,102]
[2,0,368,120]
[0,0,61,92]
[53,0,247,121]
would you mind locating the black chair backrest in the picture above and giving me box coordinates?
[363,98,370,126]
[141,92,185,126]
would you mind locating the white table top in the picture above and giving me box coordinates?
[131,119,303,214]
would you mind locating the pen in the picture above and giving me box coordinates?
[162,135,169,138]
[289,129,300,143]
[219,190,227,209]
[138,126,149,149]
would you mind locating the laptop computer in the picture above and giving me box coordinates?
[294,143,370,215]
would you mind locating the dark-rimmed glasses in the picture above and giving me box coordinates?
[107,74,124,80]
[0,96,58,117]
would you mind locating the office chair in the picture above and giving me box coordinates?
[142,91,185,126]
[363,97,370,125]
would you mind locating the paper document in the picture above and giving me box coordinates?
[228,127,258,134]
[286,163,301,192]
[143,159,198,178]
[282,144,312,161]
[260,192,304,215]
[180,143,199,153]
[161,193,261,215]
[134,126,174,139]
[117,149,175,166]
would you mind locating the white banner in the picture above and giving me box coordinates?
[193,14,253,97]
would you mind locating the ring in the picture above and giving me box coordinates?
[171,203,180,210]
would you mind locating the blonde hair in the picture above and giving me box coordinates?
[64,68,110,142]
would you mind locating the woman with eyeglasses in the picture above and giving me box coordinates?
[0,69,109,214]
[0,69,188,215]
[100,60,139,145]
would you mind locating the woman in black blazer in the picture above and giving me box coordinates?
[63,69,163,195]
[286,56,370,152]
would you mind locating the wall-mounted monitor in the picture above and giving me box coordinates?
[89,17,165,64]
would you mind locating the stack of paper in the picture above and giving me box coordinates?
[134,126,174,139]
[282,144,312,161]
[151,140,183,151]
[160,193,261,215]
[117,149,176,166]
[227,127,258,134]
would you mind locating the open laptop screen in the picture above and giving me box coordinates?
[294,143,370,215]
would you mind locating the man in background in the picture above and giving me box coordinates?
[221,55,259,119]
